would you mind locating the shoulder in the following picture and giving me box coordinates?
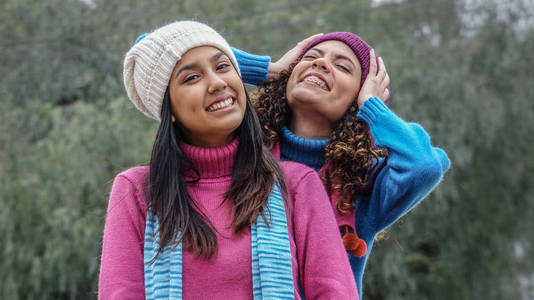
[279,162,334,223]
[279,161,325,200]
[116,165,150,184]
[279,161,318,185]
[108,166,149,215]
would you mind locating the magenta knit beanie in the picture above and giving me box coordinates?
[300,32,379,88]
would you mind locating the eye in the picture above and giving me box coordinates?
[337,64,351,73]
[183,74,199,83]
[216,62,231,71]
[302,55,317,60]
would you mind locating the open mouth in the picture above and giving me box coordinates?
[302,74,330,91]
[206,97,235,112]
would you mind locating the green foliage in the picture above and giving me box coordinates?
[1,0,533,299]
[360,1,534,299]
[0,96,155,299]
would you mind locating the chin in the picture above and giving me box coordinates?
[288,87,322,105]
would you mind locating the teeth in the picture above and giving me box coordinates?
[207,98,234,112]
[304,75,328,90]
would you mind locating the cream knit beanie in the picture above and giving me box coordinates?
[123,21,240,121]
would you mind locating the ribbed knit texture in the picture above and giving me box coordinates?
[99,140,359,299]
[234,49,449,297]
[180,138,237,179]
[232,53,450,296]
[144,183,294,300]
[123,21,241,121]
[144,210,183,299]
[250,184,294,299]
[280,126,328,171]
[151,139,253,299]
[232,47,270,85]
[143,140,236,298]
[274,97,451,296]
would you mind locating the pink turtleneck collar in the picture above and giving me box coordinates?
[179,138,239,179]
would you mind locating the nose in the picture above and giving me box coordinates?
[312,58,331,73]
[207,72,227,94]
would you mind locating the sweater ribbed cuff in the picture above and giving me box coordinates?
[232,47,270,85]
[356,97,389,125]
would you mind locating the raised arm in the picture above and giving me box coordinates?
[232,47,270,86]
[351,50,450,232]
[357,97,450,231]
[232,34,322,86]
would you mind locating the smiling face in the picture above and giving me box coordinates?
[286,40,362,126]
[168,46,246,147]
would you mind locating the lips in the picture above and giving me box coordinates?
[206,95,235,112]
[301,73,330,91]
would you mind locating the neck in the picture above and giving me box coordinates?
[289,111,333,139]
[180,138,239,179]
[279,126,328,171]
[184,132,235,148]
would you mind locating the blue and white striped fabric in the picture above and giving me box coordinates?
[251,184,295,299]
[143,184,295,300]
[144,212,183,299]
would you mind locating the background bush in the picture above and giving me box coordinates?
[1,0,533,299]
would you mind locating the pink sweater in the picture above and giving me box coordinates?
[98,139,358,299]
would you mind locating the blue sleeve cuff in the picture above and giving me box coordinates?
[232,47,271,86]
[356,97,389,125]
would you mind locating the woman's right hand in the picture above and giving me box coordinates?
[268,33,323,80]
[357,49,391,107]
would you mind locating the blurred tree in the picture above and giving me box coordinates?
[1,0,533,299]
[360,1,534,299]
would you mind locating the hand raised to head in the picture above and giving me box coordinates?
[268,33,323,80]
[357,49,390,107]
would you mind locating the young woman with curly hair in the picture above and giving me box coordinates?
[98,22,358,300]
[232,32,451,296]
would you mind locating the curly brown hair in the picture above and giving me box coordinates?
[254,64,388,214]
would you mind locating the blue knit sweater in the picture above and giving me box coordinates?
[232,47,271,85]
[233,48,451,296]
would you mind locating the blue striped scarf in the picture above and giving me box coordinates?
[143,184,295,299]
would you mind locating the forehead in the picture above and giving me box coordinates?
[308,40,359,62]
[171,46,226,80]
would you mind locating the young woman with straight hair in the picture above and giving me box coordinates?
[98,22,358,300]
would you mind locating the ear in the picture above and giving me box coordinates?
[171,115,176,123]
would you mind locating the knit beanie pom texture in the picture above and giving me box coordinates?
[123,21,240,121]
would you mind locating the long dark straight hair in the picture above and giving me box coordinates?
[148,87,286,259]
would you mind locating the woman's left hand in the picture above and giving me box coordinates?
[357,49,390,107]
[268,33,323,80]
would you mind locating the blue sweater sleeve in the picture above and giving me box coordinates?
[355,97,451,232]
[231,47,270,86]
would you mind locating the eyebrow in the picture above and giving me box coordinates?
[335,54,356,68]
[309,47,324,56]
[174,51,227,79]
[308,47,356,68]
[211,51,225,62]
